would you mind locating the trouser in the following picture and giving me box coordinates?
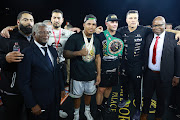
[60,61,67,85]
[27,100,59,120]
[142,69,170,118]
[121,65,142,110]
[1,93,25,120]
[169,81,180,113]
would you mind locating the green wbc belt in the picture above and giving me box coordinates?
[103,30,124,56]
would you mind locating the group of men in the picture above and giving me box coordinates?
[0,8,180,120]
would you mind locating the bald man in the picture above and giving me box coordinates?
[140,16,180,120]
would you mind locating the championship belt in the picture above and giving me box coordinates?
[103,30,124,56]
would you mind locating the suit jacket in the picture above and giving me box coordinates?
[144,32,180,83]
[17,42,63,109]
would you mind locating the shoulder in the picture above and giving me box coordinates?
[118,26,128,31]
[146,32,154,40]
[165,31,175,37]
[62,28,75,35]
[68,32,83,40]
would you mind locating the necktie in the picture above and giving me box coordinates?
[41,47,53,70]
[152,36,160,64]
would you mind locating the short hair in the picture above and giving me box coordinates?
[51,9,63,16]
[84,14,97,23]
[126,10,139,18]
[43,20,51,24]
[32,22,47,35]
[17,11,32,20]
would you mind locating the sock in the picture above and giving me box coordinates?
[85,105,90,111]
[74,108,80,115]
[102,97,108,105]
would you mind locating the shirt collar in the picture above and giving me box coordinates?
[34,40,48,49]
[154,31,165,38]
[18,30,32,41]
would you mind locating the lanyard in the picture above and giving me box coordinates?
[52,28,61,49]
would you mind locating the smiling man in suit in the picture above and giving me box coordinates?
[140,16,180,120]
[17,22,64,120]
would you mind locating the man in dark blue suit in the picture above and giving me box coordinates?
[17,22,64,120]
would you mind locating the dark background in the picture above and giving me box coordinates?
[0,0,180,30]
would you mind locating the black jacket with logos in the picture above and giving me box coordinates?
[0,28,33,94]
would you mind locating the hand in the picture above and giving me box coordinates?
[69,27,81,33]
[172,76,179,87]
[95,75,101,85]
[6,51,24,63]
[61,90,66,98]
[95,26,103,34]
[175,32,180,45]
[0,26,14,38]
[31,104,42,115]
[79,48,88,56]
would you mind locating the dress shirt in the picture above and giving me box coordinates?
[148,31,165,71]
[34,40,54,66]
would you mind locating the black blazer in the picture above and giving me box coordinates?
[144,32,180,83]
[17,42,63,109]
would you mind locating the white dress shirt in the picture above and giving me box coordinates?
[34,40,54,66]
[148,31,165,71]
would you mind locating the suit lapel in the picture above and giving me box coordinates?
[48,46,57,68]
[147,34,154,57]
[161,32,168,63]
[32,43,54,72]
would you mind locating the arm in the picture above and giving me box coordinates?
[95,54,101,85]
[63,48,88,59]
[165,29,180,41]
[69,27,81,33]
[95,26,103,34]
[0,37,24,69]
[172,44,180,86]
[0,25,17,38]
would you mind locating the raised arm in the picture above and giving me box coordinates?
[0,25,17,38]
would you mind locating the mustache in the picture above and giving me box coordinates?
[25,24,33,28]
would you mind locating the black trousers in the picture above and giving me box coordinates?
[121,65,142,110]
[27,100,59,120]
[1,93,25,120]
[142,69,171,118]
[169,83,180,113]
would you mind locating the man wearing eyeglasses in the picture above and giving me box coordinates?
[117,10,180,120]
[140,16,180,120]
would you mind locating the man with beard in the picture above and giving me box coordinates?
[0,9,78,118]
[0,11,34,120]
[47,9,75,118]
[95,14,124,118]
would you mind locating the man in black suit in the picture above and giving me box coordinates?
[140,16,180,120]
[17,22,64,120]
